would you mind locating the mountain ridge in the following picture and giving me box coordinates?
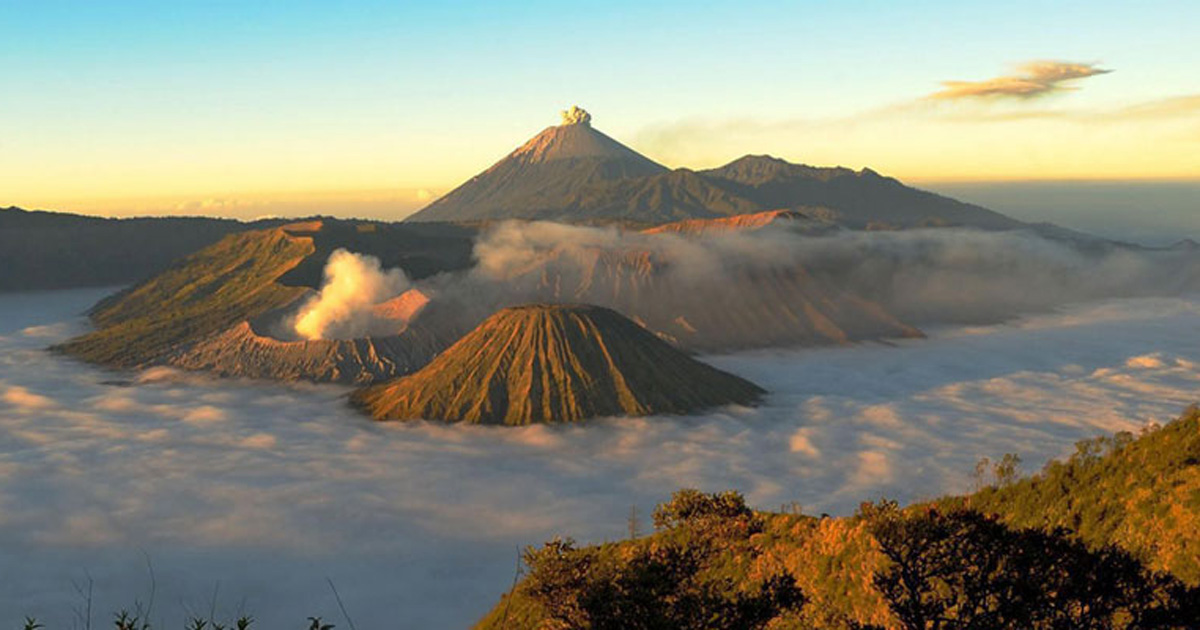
[404,108,1026,229]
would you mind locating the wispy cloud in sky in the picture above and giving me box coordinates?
[929,60,1112,100]
[629,62,1197,181]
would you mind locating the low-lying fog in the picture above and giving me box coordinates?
[2,287,1199,627]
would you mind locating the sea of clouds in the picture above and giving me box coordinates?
[2,287,1200,626]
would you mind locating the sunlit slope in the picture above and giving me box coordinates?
[474,407,1200,628]
[56,220,477,382]
[56,225,316,367]
[406,117,669,223]
[643,208,835,236]
[954,405,1200,584]
[351,304,765,425]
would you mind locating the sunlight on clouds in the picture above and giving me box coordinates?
[788,428,821,457]
[239,432,277,449]
[2,385,55,410]
[929,61,1112,100]
[849,451,893,488]
[180,405,228,423]
[1126,354,1167,369]
[858,405,903,429]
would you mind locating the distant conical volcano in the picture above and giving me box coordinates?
[406,107,1024,229]
[350,304,764,425]
[405,106,667,223]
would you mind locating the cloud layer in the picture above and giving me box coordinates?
[3,288,1200,626]
[432,222,1200,340]
[930,61,1112,100]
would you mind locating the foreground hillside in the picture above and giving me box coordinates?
[475,406,1200,629]
[953,404,1200,584]
[0,206,280,292]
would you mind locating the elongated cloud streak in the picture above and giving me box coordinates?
[930,60,1112,100]
[293,249,410,340]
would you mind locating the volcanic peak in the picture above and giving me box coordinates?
[350,303,765,425]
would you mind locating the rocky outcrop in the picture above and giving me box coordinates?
[169,318,455,384]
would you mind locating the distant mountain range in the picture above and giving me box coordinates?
[0,206,281,292]
[406,107,1022,230]
[1,107,1059,295]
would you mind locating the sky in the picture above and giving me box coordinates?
[2,0,1198,219]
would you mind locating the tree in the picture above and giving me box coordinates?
[862,503,1199,629]
[522,491,805,629]
[972,457,991,491]
[993,453,1021,487]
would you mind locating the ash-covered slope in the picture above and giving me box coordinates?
[171,314,454,384]
[406,106,668,223]
[458,229,922,353]
[58,220,478,383]
[351,304,765,425]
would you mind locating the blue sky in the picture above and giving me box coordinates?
[2,1,1197,216]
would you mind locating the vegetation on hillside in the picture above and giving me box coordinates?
[18,614,337,630]
[951,404,1200,584]
[476,407,1200,629]
[480,490,807,630]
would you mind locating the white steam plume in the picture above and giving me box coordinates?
[293,249,410,340]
